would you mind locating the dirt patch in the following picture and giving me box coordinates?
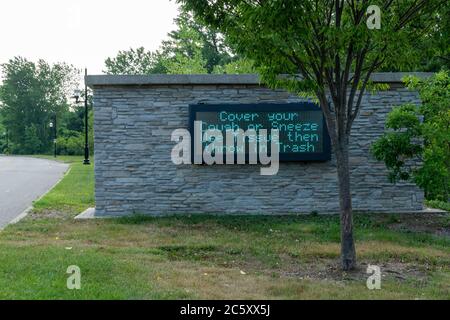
[281,259,429,284]
[376,213,450,237]
[27,209,70,220]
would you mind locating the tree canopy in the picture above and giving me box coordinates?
[382,3,450,71]
[104,8,254,75]
[104,47,167,75]
[0,57,79,154]
[372,71,450,202]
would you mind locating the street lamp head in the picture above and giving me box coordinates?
[72,89,82,103]
[49,122,54,128]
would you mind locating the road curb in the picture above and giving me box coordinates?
[0,165,72,231]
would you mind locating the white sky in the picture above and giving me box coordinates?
[0,0,179,77]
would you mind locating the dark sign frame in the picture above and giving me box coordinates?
[189,103,332,162]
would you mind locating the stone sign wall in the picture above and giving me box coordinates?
[87,73,428,216]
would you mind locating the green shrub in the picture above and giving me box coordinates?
[426,200,450,212]
[57,134,84,156]
[372,71,450,202]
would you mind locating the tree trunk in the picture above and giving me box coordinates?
[334,136,357,271]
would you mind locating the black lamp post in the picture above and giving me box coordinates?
[49,116,56,158]
[2,129,8,154]
[5,129,8,152]
[72,68,91,165]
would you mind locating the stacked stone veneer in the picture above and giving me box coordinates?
[88,74,426,216]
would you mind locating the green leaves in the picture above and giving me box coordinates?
[372,131,422,183]
[372,71,450,201]
[104,7,238,75]
[212,58,255,74]
[0,57,78,154]
[104,47,166,75]
[385,104,421,132]
[371,103,424,183]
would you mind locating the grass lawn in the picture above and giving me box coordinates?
[0,155,448,299]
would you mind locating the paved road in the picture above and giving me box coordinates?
[0,156,69,229]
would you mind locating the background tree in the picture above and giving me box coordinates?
[104,47,167,75]
[380,3,450,72]
[0,114,7,153]
[160,14,209,74]
[57,109,94,156]
[162,9,233,73]
[213,58,255,74]
[372,71,449,204]
[104,7,253,75]
[178,0,446,270]
[0,57,79,154]
[420,3,450,71]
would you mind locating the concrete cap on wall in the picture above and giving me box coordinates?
[86,72,434,88]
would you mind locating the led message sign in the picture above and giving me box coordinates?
[189,103,331,162]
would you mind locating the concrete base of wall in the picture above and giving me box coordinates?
[74,207,97,219]
[74,207,446,219]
